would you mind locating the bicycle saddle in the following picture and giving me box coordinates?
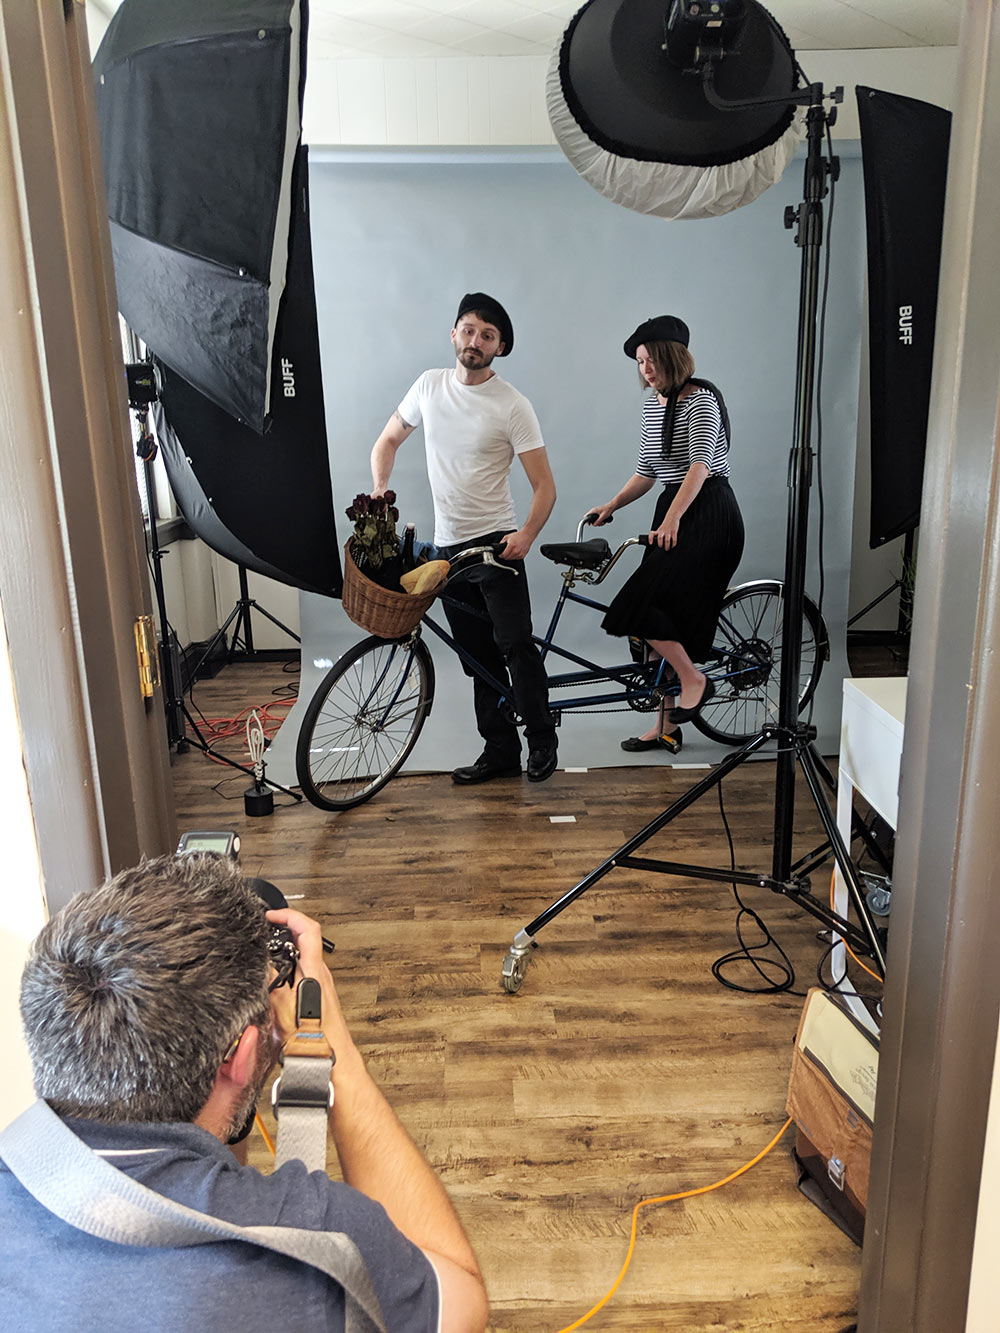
[539,538,612,570]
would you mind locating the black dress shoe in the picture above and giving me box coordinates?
[451,754,522,785]
[526,741,558,783]
[620,729,683,755]
[668,675,716,724]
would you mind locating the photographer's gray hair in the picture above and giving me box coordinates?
[20,854,272,1124]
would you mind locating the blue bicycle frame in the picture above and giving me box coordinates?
[417,580,673,722]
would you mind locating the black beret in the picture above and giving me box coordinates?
[623,315,690,359]
[456,292,513,356]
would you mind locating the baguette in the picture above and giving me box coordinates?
[400,559,449,596]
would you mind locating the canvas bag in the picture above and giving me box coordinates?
[785,988,879,1238]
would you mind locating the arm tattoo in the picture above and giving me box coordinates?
[393,410,413,430]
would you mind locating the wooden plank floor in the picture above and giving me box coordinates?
[172,661,870,1332]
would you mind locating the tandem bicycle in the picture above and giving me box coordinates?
[294,517,829,811]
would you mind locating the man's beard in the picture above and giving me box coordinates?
[458,347,493,369]
[224,1027,276,1143]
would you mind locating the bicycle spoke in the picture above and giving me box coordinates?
[697,583,826,745]
[297,638,434,808]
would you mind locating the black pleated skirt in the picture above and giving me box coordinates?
[601,477,745,662]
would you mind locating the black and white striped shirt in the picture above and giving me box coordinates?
[635,387,731,484]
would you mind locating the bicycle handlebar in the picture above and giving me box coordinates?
[578,511,610,540]
[578,512,653,548]
[446,545,518,578]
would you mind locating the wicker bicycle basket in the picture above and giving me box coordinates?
[341,540,444,638]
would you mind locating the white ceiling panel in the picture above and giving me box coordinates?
[402,13,498,44]
[448,28,545,56]
[771,0,948,48]
[92,0,963,59]
[503,13,572,45]
[451,0,540,26]
[846,0,963,45]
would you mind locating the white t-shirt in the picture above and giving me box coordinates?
[398,368,546,545]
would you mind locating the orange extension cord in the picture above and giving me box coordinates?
[253,1111,275,1157]
[557,1116,794,1332]
[829,870,882,982]
[251,1107,793,1330]
[192,699,294,766]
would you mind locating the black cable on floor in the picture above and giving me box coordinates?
[710,779,803,995]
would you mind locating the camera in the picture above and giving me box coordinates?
[265,920,299,990]
[246,875,299,991]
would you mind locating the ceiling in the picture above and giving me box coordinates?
[88,1,962,61]
[305,1,961,59]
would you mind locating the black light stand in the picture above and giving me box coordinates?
[132,403,302,805]
[185,563,301,685]
[847,528,915,652]
[502,83,886,993]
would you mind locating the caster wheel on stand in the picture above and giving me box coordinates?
[501,936,537,993]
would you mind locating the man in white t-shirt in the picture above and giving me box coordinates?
[371,293,558,783]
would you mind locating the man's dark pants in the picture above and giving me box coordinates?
[438,531,555,765]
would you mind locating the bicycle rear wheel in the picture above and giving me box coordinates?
[694,580,827,745]
[296,635,435,810]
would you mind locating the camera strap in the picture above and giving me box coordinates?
[271,976,335,1173]
[0,1099,386,1333]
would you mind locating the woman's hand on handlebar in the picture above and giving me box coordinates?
[650,515,681,549]
[586,503,616,527]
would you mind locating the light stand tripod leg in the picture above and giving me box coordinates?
[501,732,772,993]
[187,598,250,683]
[234,566,301,648]
[188,566,301,679]
[242,599,301,644]
[236,565,254,656]
[225,566,301,658]
[795,745,885,966]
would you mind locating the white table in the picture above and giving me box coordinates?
[834,676,907,1033]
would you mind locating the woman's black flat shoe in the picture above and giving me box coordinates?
[668,675,716,724]
[621,730,683,755]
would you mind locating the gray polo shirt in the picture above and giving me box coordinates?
[0,1116,438,1332]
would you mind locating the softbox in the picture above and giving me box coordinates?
[94,0,305,431]
[151,147,340,597]
[857,86,951,548]
[95,0,341,597]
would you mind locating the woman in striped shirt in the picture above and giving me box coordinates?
[590,315,745,752]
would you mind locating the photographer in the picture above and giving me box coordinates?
[0,854,488,1332]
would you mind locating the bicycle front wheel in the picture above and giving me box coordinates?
[694,581,827,746]
[295,635,435,810]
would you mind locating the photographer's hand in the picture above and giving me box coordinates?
[266,908,354,1058]
[265,908,487,1332]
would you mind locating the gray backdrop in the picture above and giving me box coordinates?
[265,146,865,787]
